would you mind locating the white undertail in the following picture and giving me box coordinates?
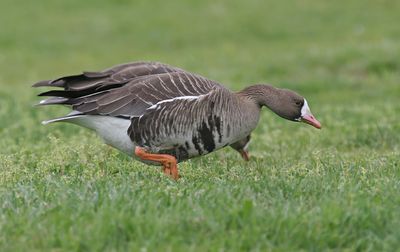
[43,113,135,155]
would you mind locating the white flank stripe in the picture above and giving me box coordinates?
[147,95,203,110]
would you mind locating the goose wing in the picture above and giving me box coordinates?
[33,61,184,92]
[37,70,224,117]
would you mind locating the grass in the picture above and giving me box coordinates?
[1,0,400,251]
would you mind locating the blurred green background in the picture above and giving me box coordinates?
[1,0,399,251]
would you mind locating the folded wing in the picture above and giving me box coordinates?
[33,61,183,92]
[34,62,224,117]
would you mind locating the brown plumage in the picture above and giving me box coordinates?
[34,61,321,179]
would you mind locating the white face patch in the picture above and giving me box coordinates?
[294,99,311,121]
[300,99,312,117]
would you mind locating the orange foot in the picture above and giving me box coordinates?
[134,147,179,180]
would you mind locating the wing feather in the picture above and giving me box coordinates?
[32,61,183,92]
[34,61,225,119]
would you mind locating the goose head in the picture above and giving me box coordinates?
[240,84,322,129]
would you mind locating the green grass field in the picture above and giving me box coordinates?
[1,0,400,251]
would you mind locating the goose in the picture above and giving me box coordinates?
[33,61,321,179]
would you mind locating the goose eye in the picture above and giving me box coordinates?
[295,101,303,106]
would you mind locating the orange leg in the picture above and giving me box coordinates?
[239,149,250,161]
[134,147,179,180]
